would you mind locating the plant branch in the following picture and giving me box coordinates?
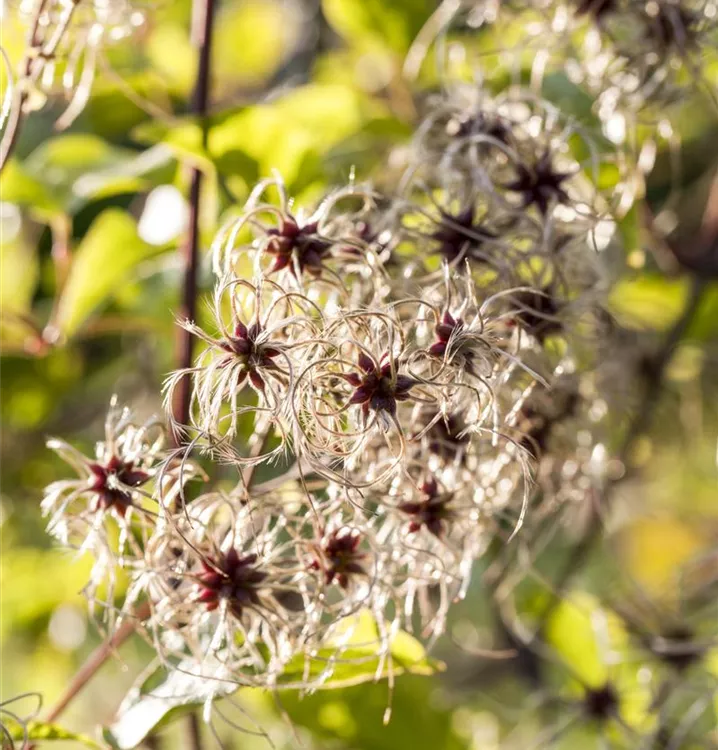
[44,601,151,724]
[37,0,219,728]
[187,713,204,750]
[171,0,218,436]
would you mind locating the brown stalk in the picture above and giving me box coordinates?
[40,0,219,731]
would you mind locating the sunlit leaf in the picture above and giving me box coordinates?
[104,611,440,749]
[0,160,62,219]
[271,609,440,689]
[146,23,197,96]
[210,83,378,189]
[23,135,139,212]
[1,136,148,218]
[546,594,612,689]
[0,233,39,313]
[53,210,168,338]
[323,0,434,54]
[0,229,39,347]
[608,275,689,332]
[545,598,651,730]
[212,0,302,93]
[7,719,103,748]
[134,83,379,193]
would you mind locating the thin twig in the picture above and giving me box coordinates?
[171,0,217,436]
[187,712,204,750]
[44,601,151,723]
[38,0,219,728]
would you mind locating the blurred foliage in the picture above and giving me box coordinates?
[6,719,103,748]
[105,611,440,749]
[1,0,717,748]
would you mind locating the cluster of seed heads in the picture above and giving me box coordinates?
[41,76,630,694]
[410,0,718,121]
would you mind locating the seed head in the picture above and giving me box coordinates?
[342,353,416,419]
[196,548,268,618]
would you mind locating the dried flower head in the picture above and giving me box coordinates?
[42,398,189,625]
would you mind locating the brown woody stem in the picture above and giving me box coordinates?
[45,601,151,723]
[171,0,217,435]
[41,0,219,728]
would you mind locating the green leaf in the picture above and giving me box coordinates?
[84,71,170,137]
[616,204,641,255]
[0,230,39,347]
[688,282,718,341]
[104,611,440,749]
[134,84,379,193]
[70,144,176,202]
[211,0,299,91]
[132,118,216,172]
[323,0,435,54]
[270,609,440,689]
[146,23,197,96]
[608,275,689,332]
[6,720,103,748]
[0,160,63,219]
[102,659,229,750]
[0,136,152,219]
[53,209,167,338]
[541,72,599,127]
[23,135,141,212]
[209,83,378,190]
[546,594,611,689]
[0,543,94,642]
[277,674,469,750]
[546,596,654,731]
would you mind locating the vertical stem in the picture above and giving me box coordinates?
[44,601,151,723]
[39,0,219,729]
[187,713,204,750]
[172,0,217,434]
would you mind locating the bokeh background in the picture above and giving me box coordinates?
[1,1,717,748]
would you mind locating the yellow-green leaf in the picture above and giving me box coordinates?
[53,210,166,338]
[546,594,611,689]
[323,0,434,54]
[7,720,103,748]
[104,611,440,749]
[608,275,689,332]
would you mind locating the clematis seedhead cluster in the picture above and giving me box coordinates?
[40,75,636,695]
[414,0,718,117]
